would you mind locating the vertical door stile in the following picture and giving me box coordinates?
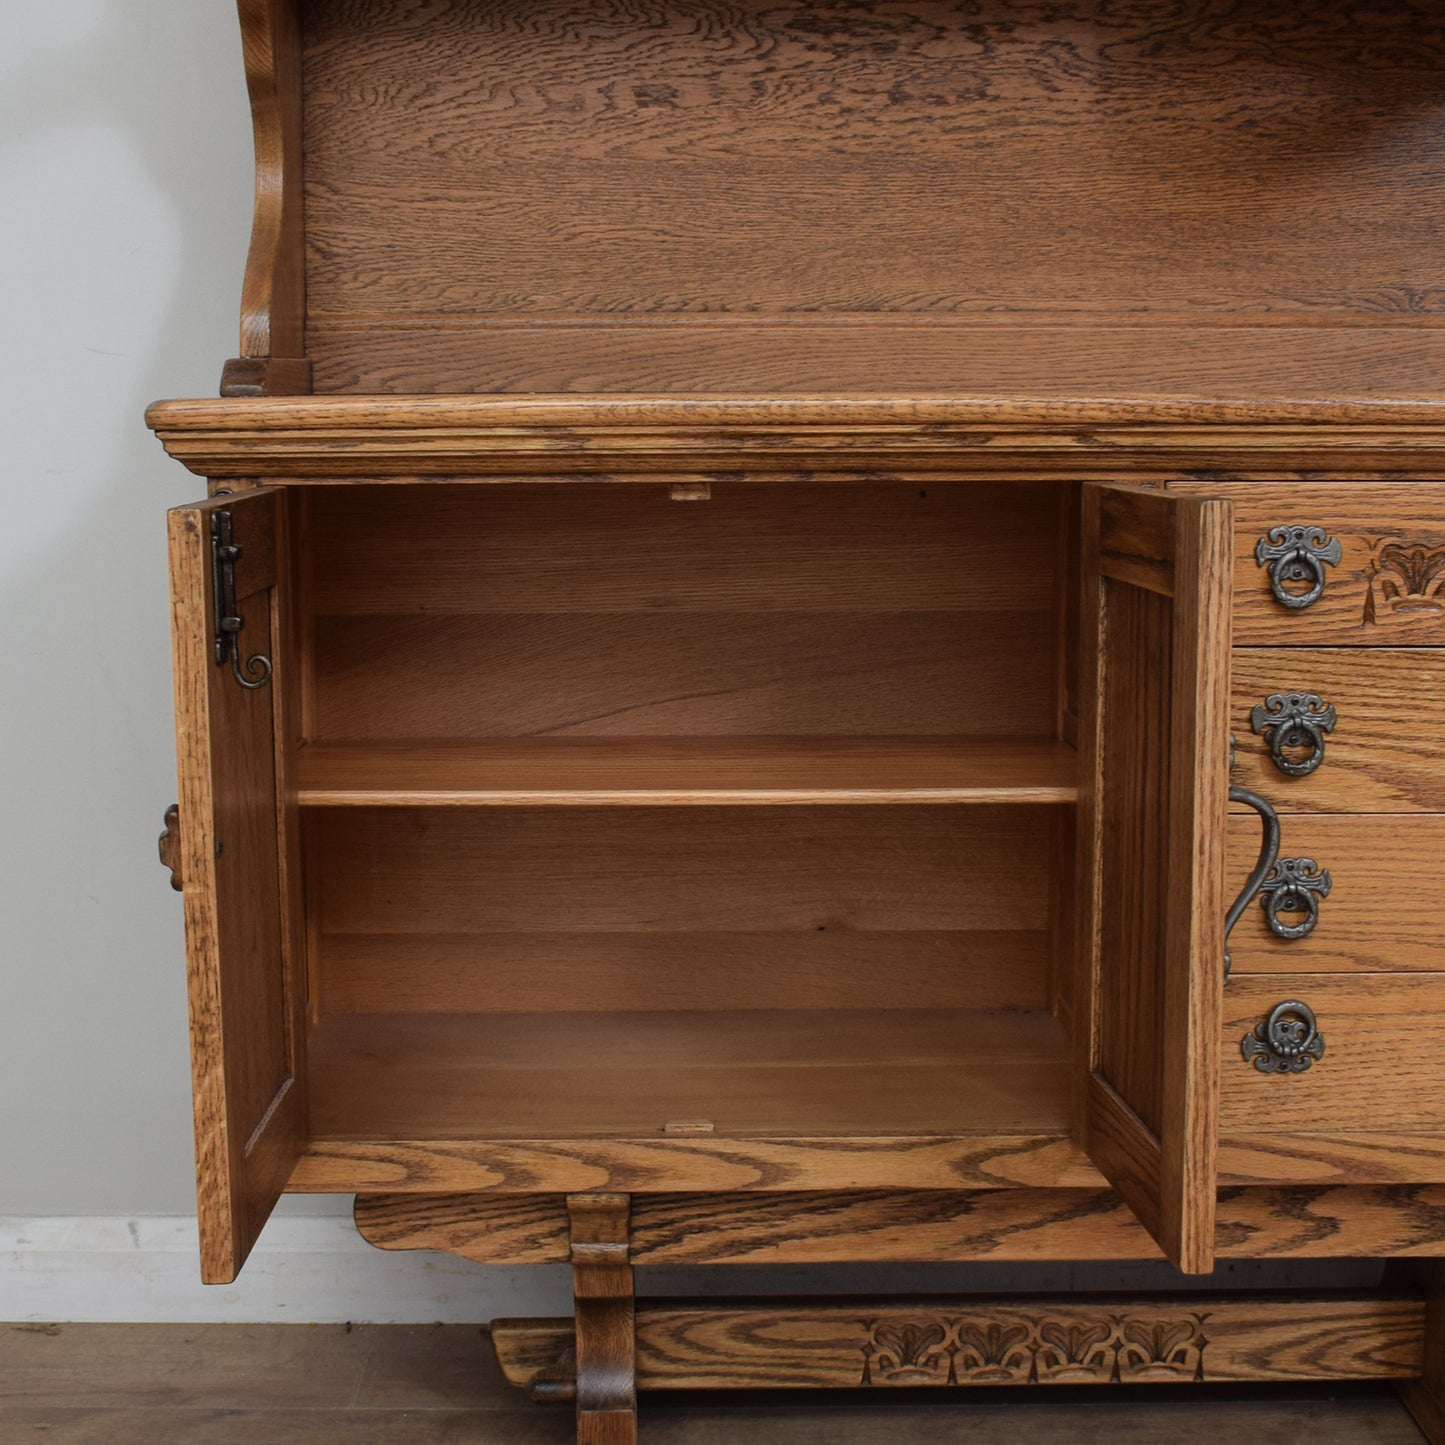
[1077,484,1233,1273]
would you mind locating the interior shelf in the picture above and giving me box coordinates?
[295,737,1077,808]
[306,1008,1073,1141]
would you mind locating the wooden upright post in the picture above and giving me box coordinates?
[569,1194,636,1445]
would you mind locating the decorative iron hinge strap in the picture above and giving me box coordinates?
[210,509,272,690]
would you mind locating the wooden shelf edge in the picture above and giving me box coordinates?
[146,393,1445,478]
[293,738,1078,809]
[298,788,1077,806]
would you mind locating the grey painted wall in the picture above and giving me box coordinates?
[0,2,301,1217]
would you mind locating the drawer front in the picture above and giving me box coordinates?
[1231,649,1445,812]
[1225,485,1445,645]
[1225,815,1445,973]
[1222,975,1445,1134]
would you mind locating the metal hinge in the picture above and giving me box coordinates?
[210,509,272,690]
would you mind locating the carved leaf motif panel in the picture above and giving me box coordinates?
[859,1311,1210,1386]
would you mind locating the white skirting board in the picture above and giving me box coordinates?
[0,1211,572,1324]
[1,1211,1387,1324]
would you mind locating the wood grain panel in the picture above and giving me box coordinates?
[1221,1136,1445,1186]
[355,1185,1445,1266]
[306,1008,1072,1139]
[1220,486,1445,645]
[1225,816,1445,973]
[1223,974,1445,1135]
[621,1295,1423,1388]
[1092,580,1171,1134]
[318,930,1048,1015]
[304,481,1060,616]
[1231,650,1445,813]
[308,806,1055,936]
[168,490,304,1283]
[311,610,1055,739]
[306,320,1445,399]
[301,0,1445,391]
[1077,487,1231,1274]
[292,1133,1104,1193]
[305,481,1060,740]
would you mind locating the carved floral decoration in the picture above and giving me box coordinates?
[858,1312,1210,1386]
[1363,540,1445,626]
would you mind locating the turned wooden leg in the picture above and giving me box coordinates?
[1397,1261,1445,1443]
[569,1193,636,1445]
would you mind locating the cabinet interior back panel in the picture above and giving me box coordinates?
[308,805,1057,1015]
[304,482,1063,740]
[300,0,1445,392]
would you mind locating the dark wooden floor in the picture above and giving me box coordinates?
[0,1323,1425,1443]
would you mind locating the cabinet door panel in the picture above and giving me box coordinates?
[1078,485,1232,1273]
[168,488,304,1283]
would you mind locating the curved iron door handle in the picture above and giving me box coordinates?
[1225,786,1281,978]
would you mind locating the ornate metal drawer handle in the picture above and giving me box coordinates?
[1258,857,1331,939]
[1224,785,1281,978]
[1242,1000,1326,1074]
[1255,526,1342,610]
[1249,692,1337,777]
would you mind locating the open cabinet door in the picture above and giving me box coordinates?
[168,488,305,1283]
[1077,485,1232,1274]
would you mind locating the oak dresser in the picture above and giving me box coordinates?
[150,2,1445,1438]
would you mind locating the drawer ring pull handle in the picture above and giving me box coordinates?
[1255,525,1342,610]
[1250,692,1337,777]
[1224,785,1281,978]
[1242,1000,1326,1074]
[1258,857,1331,940]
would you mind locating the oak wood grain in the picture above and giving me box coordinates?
[568,1194,636,1444]
[1224,816,1445,973]
[353,1185,1445,1267]
[168,490,304,1282]
[493,1294,1424,1391]
[1223,974,1445,1138]
[306,1009,1072,1140]
[295,737,1078,807]
[313,611,1055,741]
[145,395,1445,480]
[300,0,1445,394]
[307,802,1056,932]
[236,0,306,370]
[316,930,1048,1016]
[303,479,1061,616]
[1220,1135,1445,1187]
[1230,649,1445,813]
[307,320,1445,400]
[1200,485,1445,645]
[1077,486,1231,1273]
[292,1133,1104,1195]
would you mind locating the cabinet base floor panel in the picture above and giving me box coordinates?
[293,1007,1094,1193]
